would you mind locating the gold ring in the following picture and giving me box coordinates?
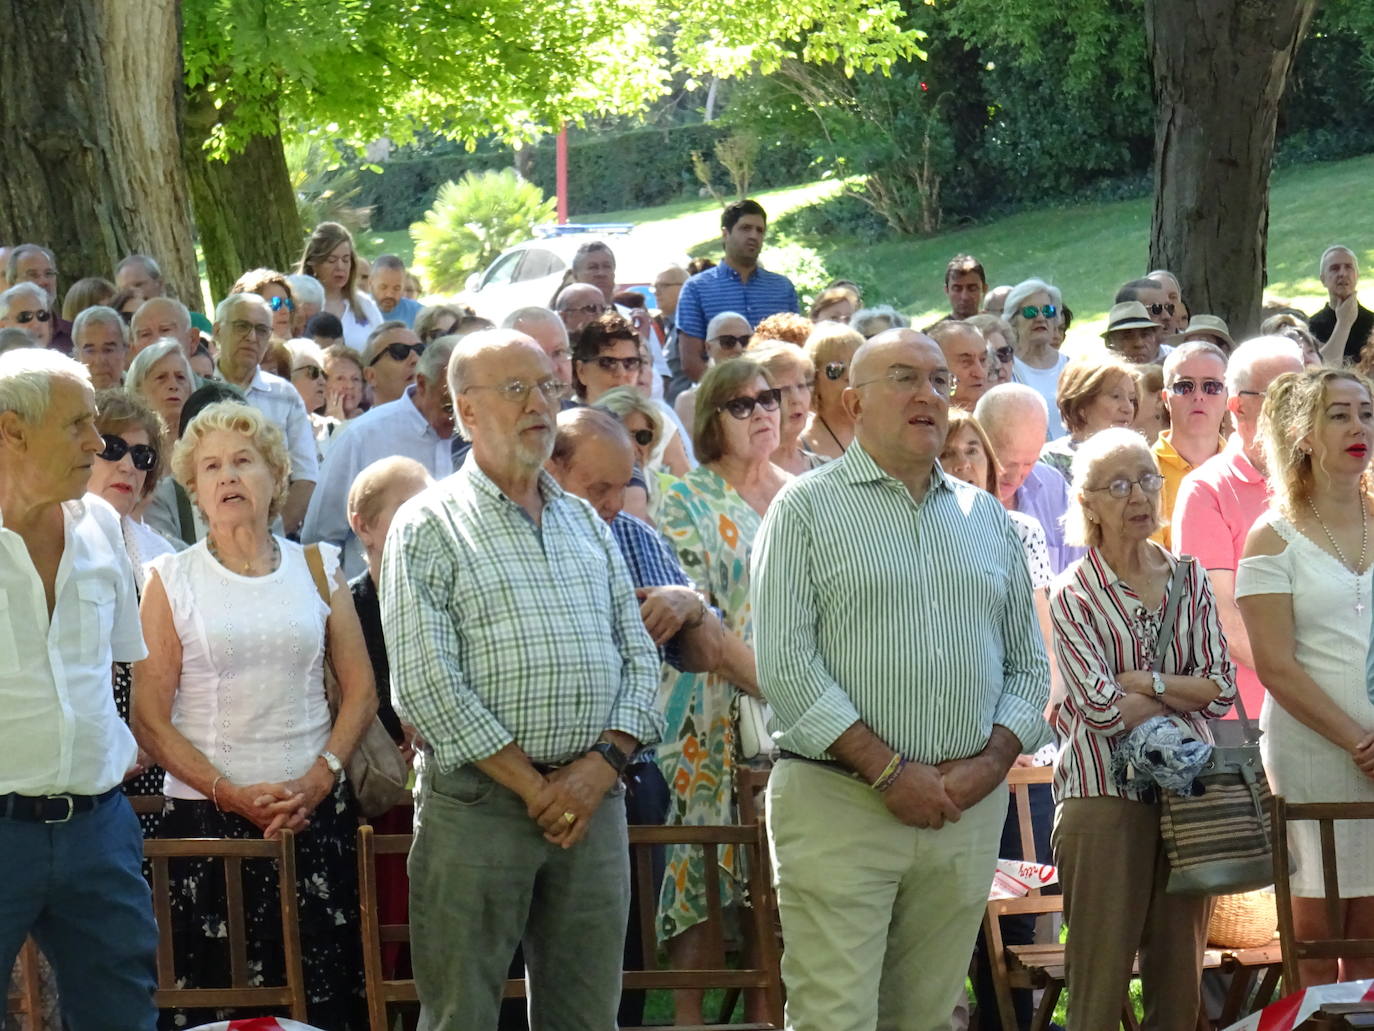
[562,811,577,825]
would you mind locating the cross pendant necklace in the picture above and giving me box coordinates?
[1307,495,1368,613]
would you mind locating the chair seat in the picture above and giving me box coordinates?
[1005,942,1225,986]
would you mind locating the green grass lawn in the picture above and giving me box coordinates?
[357,150,1374,355]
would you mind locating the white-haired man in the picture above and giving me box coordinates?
[302,336,456,578]
[114,255,165,300]
[287,273,325,337]
[975,383,1084,576]
[6,245,71,353]
[1174,335,1305,727]
[1151,340,1230,550]
[382,329,661,1029]
[0,349,159,1027]
[130,297,197,360]
[0,283,54,349]
[211,293,317,533]
[504,306,574,395]
[1310,245,1374,366]
[71,306,130,390]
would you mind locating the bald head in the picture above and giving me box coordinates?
[450,329,558,473]
[548,407,635,523]
[850,328,944,386]
[973,384,1049,502]
[555,283,607,335]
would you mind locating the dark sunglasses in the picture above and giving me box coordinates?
[1168,378,1225,397]
[99,433,158,471]
[719,388,782,420]
[1019,304,1058,320]
[16,310,51,324]
[630,428,655,447]
[712,334,751,351]
[824,361,847,381]
[268,295,295,313]
[588,355,643,373]
[293,364,324,380]
[992,345,1014,363]
[370,341,425,366]
[1144,302,1176,317]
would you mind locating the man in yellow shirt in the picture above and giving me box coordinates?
[1152,340,1229,549]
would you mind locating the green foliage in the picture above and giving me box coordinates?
[284,137,372,236]
[408,171,556,293]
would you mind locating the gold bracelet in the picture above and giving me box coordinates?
[871,752,902,790]
[211,775,226,812]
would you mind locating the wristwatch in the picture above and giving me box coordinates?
[1150,672,1167,698]
[588,740,630,775]
[318,750,345,783]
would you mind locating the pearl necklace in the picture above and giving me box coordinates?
[1307,495,1368,613]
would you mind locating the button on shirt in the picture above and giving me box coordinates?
[0,496,146,795]
[1015,463,1084,577]
[674,262,800,339]
[381,462,663,770]
[751,444,1051,765]
[301,386,455,578]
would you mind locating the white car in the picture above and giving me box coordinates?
[456,226,686,324]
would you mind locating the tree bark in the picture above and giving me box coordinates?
[1146,0,1317,340]
[184,90,303,305]
[0,0,201,307]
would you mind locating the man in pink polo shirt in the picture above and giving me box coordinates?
[1173,335,1304,727]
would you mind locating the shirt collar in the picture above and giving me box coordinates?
[841,440,951,495]
[0,496,86,532]
[463,459,566,508]
[1223,433,1265,485]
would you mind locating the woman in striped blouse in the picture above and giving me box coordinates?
[1049,426,1236,1030]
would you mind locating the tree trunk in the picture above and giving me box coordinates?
[1145,0,1317,340]
[0,0,201,307]
[185,89,303,305]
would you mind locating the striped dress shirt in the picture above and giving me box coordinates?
[380,461,663,771]
[1050,548,1236,801]
[674,262,800,339]
[751,443,1051,765]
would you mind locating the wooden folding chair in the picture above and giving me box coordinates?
[1272,797,1374,989]
[6,938,43,1028]
[143,830,308,1019]
[358,821,784,1031]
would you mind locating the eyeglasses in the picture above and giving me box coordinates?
[1168,378,1225,397]
[268,295,295,313]
[712,334,751,351]
[1086,472,1165,499]
[1019,304,1058,320]
[293,364,324,380]
[370,341,425,366]
[824,361,848,381]
[15,310,51,324]
[587,355,643,373]
[992,345,1014,364]
[229,319,271,339]
[561,304,605,317]
[1144,302,1176,317]
[852,365,953,398]
[462,378,567,404]
[1236,390,1264,398]
[718,388,782,420]
[630,428,655,447]
[98,433,158,471]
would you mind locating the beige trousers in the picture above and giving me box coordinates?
[766,759,1003,1031]
[1053,795,1212,1031]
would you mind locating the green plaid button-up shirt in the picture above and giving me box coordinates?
[381,461,663,770]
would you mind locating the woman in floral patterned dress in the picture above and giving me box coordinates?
[656,357,792,1024]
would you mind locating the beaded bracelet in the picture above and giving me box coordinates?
[871,753,907,793]
[211,775,226,812]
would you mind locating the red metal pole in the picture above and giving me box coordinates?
[556,125,568,224]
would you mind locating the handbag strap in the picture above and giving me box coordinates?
[303,545,342,713]
[304,542,331,604]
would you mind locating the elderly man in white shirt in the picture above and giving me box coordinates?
[0,349,159,1029]
[301,335,457,577]
[211,292,318,534]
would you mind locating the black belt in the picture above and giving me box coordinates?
[0,787,121,824]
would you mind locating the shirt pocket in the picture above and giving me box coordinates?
[76,578,116,666]
[0,592,18,676]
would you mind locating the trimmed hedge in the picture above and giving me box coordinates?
[358,124,815,231]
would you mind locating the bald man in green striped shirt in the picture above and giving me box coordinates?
[751,329,1051,1031]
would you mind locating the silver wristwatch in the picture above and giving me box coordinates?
[1150,672,1166,698]
[319,750,345,783]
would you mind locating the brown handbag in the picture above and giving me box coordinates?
[304,545,412,818]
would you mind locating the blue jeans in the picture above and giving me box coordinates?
[410,761,631,1031]
[0,792,158,1030]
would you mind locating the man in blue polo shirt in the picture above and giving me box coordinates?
[674,199,799,386]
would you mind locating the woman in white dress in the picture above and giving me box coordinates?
[1237,367,1374,988]
[296,222,383,353]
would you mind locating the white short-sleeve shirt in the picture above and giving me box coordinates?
[0,495,146,795]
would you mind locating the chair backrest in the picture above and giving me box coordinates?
[1272,797,1374,988]
[357,821,785,1031]
[5,939,42,1018]
[143,831,307,1018]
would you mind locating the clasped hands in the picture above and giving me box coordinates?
[522,754,620,849]
[219,761,336,839]
[881,752,1006,832]
[1352,731,1374,781]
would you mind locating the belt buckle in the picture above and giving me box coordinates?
[43,794,75,823]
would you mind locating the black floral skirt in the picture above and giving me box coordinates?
[155,782,366,1030]
[113,660,164,837]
